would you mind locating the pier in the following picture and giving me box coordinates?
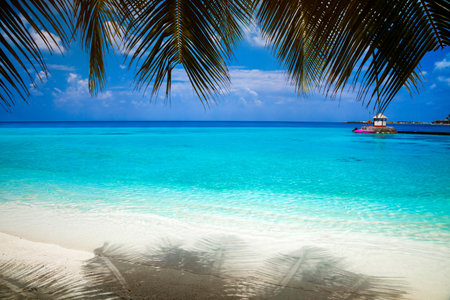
[397,131,450,136]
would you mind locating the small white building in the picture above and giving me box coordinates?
[373,113,388,127]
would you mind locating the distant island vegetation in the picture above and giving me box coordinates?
[346,121,450,125]
[347,114,450,125]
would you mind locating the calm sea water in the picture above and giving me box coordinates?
[0,122,449,298]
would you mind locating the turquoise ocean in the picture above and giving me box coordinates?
[0,122,449,298]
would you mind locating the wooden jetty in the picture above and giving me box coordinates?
[397,131,450,136]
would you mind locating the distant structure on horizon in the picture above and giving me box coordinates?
[432,114,450,124]
[373,113,388,127]
[432,120,450,124]
[357,113,397,134]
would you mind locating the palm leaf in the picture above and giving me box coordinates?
[419,0,450,48]
[256,0,450,112]
[0,0,71,110]
[73,0,128,95]
[122,0,253,103]
[1,0,448,110]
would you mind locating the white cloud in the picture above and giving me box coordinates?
[104,21,131,56]
[98,90,113,99]
[229,68,290,93]
[245,88,258,97]
[31,30,65,53]
[430,83,436,89]
[253,98,263,106]
[30,89,44,96]
[274,96,295,105]
[105,21,124,38]
[53,73,115,109]
[435,58,450,70]
[104,21,143,57]
[53,73,89,104]
[120,64,127,69]
[90,67,360,111]
[227,68,301,107]
[2,17,64,55]
[164,68,295,105]
[149,67,303,108]
[19,14,29,27]
[67,73,81,84]
[360,62,370,72]
[47,64,76,72]
[29,71,51,95]
[437,76,450,86]
[35,70,50,84]
[244,25,267,47]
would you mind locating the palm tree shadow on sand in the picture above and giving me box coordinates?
[0,234,407,299]
[80,235,407,299]
[0,260,106,299]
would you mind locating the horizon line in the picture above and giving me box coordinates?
[0,120,352,123]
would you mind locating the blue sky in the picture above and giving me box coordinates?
[1,26,449,122]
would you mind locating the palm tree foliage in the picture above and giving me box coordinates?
[0,0,449,112]
[0,0,71,111]
[73,0,126,95]
[257,0,450,110]
[124,0,253,103]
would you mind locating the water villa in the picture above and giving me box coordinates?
[373,113,388,127]
[355,114,397,134]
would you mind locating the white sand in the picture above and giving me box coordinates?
[0,203,449,299]
[0,231,93,275]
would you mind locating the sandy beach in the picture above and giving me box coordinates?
[0,231,406,299]
[1,226,449,299]
[0,232,94,298]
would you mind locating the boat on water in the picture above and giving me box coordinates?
[353,129,376,133]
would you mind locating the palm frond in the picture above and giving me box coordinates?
[122,0,253,103]
[73,0,126,95]
[1,0,448,110]
[419,0,450,48]
[0,0,71,110]
[256,0,449,112]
